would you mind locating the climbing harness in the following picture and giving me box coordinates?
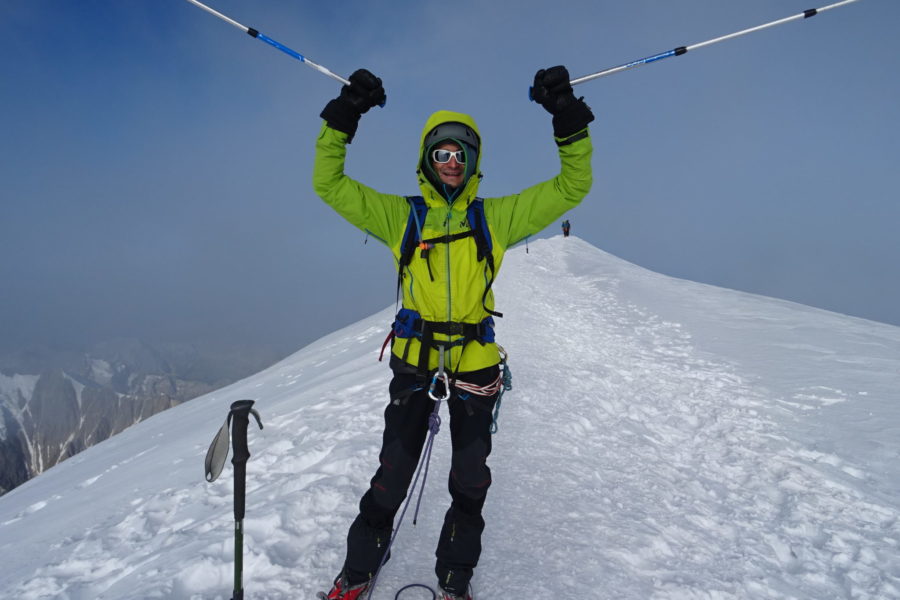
[381,308,496,381]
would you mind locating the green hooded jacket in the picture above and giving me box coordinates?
[312,110,592,373]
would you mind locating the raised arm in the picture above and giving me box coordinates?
[488,66,594,246]
[312,69,407,247]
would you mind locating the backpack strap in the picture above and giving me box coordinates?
[395,196,502,318]
[399,196,428,270]
[398,196,478,288]
[468,199,503,318]
[396,196,429,305]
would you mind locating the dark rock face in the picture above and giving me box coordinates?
[0,406,30,493]
[0,339,282,495]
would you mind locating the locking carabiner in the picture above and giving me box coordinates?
[428,345,452,402]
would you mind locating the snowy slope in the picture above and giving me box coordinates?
[1,237,898,599]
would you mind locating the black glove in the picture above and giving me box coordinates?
[320,68,386,141]
[532,66,594,139]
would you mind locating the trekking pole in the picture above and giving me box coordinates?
[183,0,385,107]
[531,0,864,98]
[205,399,264,600]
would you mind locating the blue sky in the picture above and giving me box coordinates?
[2,0,898,354]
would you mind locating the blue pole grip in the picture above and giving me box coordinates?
[252,31,385,108]
[256,32,306,62]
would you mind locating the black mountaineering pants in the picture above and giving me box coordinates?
[342,358,500,594]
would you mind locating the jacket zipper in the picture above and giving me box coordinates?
[444,205,452,325]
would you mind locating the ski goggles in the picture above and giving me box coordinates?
[431,149,466,164]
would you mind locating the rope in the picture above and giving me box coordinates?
[490,357,512,434]
[453,372,502,397]
[394,583,437,599]
[413,411,441,526]
[366,360,447,600]
[393,582,475,600]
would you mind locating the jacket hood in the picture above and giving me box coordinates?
[417,110,482,205]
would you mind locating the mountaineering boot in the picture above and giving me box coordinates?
[316,571,371,600]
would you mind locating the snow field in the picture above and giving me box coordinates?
[0,237,898,599]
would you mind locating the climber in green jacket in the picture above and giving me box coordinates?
[313,66,594,600]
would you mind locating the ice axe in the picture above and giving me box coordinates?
[205,399,264,600]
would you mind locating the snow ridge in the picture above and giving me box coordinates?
[0,237,898,599]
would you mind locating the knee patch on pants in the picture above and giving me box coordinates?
[450,437,491,501]
[370,438,421,511]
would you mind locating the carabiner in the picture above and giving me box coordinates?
[428,345,452,402]
[428,370,451,402]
